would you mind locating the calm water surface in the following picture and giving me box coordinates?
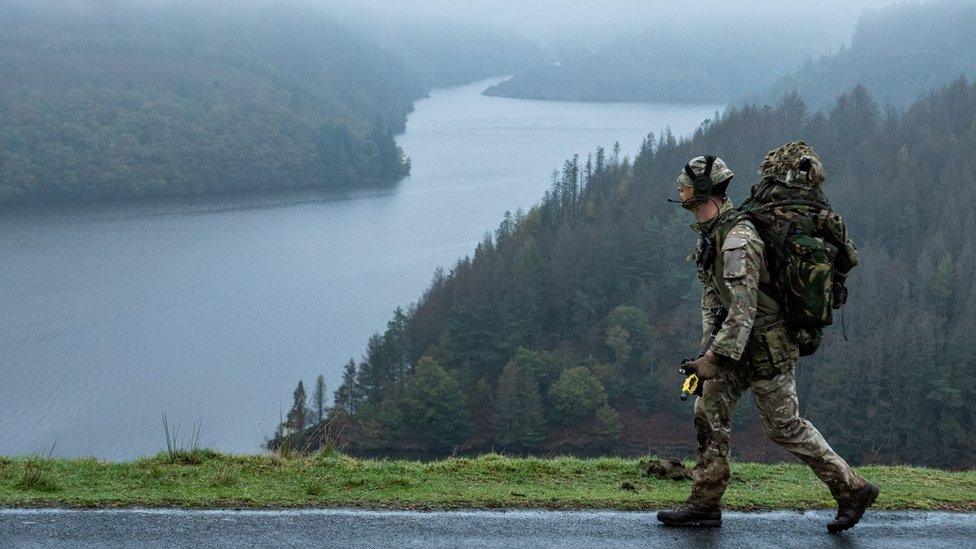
[0,78,720,459]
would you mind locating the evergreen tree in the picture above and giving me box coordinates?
[332,359,359,416]
[312,374,327,425]
[400,357,472,451]
[490,361,546,451]
[286,381,309,434]
[356,308,411,406]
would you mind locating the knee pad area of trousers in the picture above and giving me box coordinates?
[762,415,807,441]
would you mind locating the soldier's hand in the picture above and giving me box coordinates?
[680,350,724,380]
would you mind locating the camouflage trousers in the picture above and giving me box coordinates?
[687,324,867,508]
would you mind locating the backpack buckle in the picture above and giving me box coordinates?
[816,209,829,231]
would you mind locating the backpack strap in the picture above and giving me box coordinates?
[734,210,782,305]
[750,198,829,212]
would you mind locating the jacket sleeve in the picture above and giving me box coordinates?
[709,221,762,361]
[700,279,722,346]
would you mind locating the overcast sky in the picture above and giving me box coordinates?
[20,0,909,53]
[324,0,901,44]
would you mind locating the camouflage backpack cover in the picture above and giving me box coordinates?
[738,142,858,355]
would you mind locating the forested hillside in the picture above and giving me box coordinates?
[763,0,976,110]
[0,1,416,202]
[276,79,976,468]
[0,1,538,203]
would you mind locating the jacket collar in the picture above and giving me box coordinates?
[690,198,734,234]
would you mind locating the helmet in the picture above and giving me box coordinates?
[759,141,825,187]
[676,155,735,197]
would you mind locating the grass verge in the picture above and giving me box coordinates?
[1,452,974,510]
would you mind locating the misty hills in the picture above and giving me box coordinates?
[0,1,538,203]
[485,0,976,110]
[482,25,818,104]
[762,0,976,110]
[369,21,543,90]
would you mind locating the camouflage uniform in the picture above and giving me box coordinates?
[686,197,868,508]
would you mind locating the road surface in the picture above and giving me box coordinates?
[1,509,972,548]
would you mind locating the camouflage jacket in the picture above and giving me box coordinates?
[692,200,781,361]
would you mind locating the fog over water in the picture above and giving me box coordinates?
[0,78,720,459]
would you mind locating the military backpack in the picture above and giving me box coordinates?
[736,148,858,356]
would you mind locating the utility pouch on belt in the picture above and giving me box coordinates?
[747,318,799,378]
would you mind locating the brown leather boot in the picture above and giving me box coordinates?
[827,482,880,533]
[656,503,722,527]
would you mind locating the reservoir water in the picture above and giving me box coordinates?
[0,78,720,459]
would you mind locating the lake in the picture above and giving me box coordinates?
[0,77,720,459]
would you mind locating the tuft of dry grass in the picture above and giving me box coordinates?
[209,464,238,488]
[11,446,60,493]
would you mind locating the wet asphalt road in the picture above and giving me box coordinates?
[1,509,972,548]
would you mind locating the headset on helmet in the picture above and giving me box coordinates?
[684,155,718,199]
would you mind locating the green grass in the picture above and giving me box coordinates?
[1,452,974,510]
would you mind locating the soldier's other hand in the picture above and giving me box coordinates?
[681,350,724,380]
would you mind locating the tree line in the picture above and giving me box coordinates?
[273,78,976,468]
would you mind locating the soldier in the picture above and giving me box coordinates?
[655,154,878,533]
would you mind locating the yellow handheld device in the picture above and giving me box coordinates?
[680,373,699,401]
[678,306,727,401]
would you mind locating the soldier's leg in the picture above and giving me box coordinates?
[687,368,748,508]
[752,365,868,503]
